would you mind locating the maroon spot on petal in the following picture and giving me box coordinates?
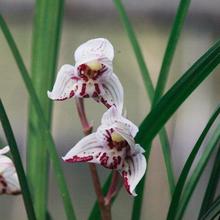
[96,152,101,158]
[94,83,101,95]
[71,76,80,81]
[57,97,68,101]
[80,83,87,96]
[100,152,109,168]
[122,171,131,195]
[0,180,7,187]
[69,90,75,98]
[92,91,98,97]
[11,190,21,195]
[113,156,120,169]
[100,97,111,109]
[118,156,121,165]
[65,155,93,163]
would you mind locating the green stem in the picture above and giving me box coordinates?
[27,0,64,219]
[0,99,36,220]
[0,15,76,220]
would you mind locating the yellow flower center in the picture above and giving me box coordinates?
[111,132,124,143]
[86,60,102,71]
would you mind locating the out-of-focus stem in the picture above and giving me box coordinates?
[105,171,120,205]
[75,98,111,220]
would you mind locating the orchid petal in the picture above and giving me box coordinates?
[98,106,138,149]
[74,38,114,69]
[119,152,147,196]
[99,73,124,113]
[1,167,20,195]
[101,106,138,136]
[63,133,103,164]
[0,146,13,173]
[47,64,77,101]
[0,146,10,155]
[0,155,13,174]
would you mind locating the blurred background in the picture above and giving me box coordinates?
[0,0,220,219]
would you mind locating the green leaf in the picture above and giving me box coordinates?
[0,99,36,220]
[136,40,220,148]
[0,15,76,220]
[200,196,220,220]
[153,0,191,104]
[27,0,64,219]
[175,126,220,219]
[113,0,154,101]
[134,39,220,219]
[166,105,220,220]
[199,143,220,218]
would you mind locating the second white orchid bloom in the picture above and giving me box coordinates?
[48,38,123,112]
[0,146,21,195]
[63,106,147,196]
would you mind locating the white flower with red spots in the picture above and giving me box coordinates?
[48,38,123,112]
[0,146,21,195]
[63,106,146,196]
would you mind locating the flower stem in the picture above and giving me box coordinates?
[105,171,120,205]
[75,98,111,220]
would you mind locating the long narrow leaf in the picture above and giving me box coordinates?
[0,15,76,220]
[175,127,220,219]
[27,0,64,219]
[0,99,36,220]
[153,0,191,104]
[113,0,154,101]
[166,105,220,220]
[200,196,220,220]
[133,39,220,219]
[199,143,220,218]
[136,40,220,148]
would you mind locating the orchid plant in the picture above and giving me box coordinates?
[0,0,220,220]
[48,38,147,215]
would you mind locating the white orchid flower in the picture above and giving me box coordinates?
[48,38,123,112]
[63,106,146,196]
[0,146,21,195]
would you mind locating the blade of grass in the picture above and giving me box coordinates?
[27,0,64,219]
[200,196,220,220]
[136,40,220,149]
[0,99,36,220]
[113,0,154,101]
[113,0,175,208]
[166,105,220,220]
[153,0,191,104]
[199,141,220,218]
[175,128,220,220]
[0,15,76,220]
